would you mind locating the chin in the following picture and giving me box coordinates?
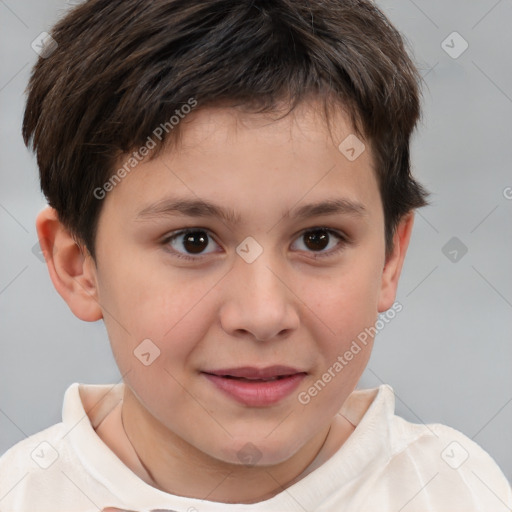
[212,434,305,468]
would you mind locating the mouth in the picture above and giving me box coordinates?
[203,365,306,379]
[201,366,307,406]
[219,375,291,381]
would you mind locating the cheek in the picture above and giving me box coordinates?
[295,265,380,415]
[97,260,221,369]
[299,257,383,344]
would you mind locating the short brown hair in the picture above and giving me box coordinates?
[23,0,429,260]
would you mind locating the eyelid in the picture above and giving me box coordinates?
[290,227,349,259]
[161,228,221,260]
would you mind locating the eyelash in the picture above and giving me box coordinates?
[161,227,350,262]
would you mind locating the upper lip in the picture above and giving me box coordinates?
[203,365,306,379]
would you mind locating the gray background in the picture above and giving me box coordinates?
[1,0,511,486]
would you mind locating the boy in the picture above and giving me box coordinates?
[1,0,510,510]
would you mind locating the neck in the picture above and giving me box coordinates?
[116,386,354,504]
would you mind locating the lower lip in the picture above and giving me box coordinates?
[203,373,306,407]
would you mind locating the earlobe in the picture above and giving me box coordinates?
[377,212,415,312]
[36,206,103,322]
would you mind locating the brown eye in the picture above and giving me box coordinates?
[165,229,220,259]
[291,228,347,257]
[303,230,330,251]
[183,231,209,254]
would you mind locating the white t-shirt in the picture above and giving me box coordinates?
[0,383,510,512]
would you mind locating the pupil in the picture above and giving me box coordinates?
[184,231,208,253]
[305,230,329,251]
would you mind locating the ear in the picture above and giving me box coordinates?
[35,206,103,322]
[377,212,415,312]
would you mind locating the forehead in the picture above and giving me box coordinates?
[101,100,381,227]
[173,101,361,153]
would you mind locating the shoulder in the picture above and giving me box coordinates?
[0,423,100,511]
[0,422,67,492]
[0,382,130,511]
[0,421,68,471]
[382,414,512,511]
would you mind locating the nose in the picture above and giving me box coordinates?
[219,253,300,342]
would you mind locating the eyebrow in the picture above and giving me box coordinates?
[135,197,366,224]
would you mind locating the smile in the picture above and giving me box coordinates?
[202,366,307,406]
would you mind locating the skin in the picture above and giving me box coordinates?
[37,99,414,504]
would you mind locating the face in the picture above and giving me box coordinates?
[89,101,397,466]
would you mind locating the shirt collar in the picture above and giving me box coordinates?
[62,382,395,511]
